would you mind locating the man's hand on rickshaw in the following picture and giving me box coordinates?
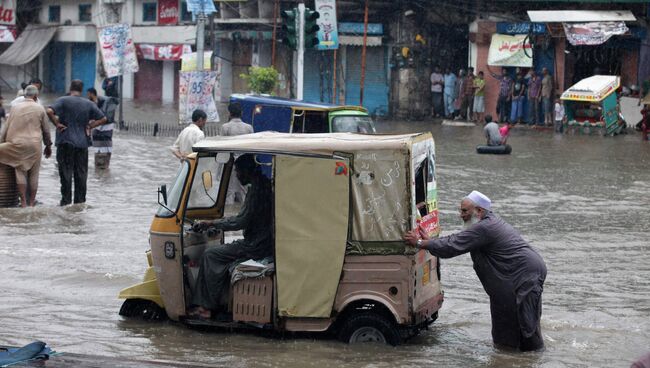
[403,229,420,247]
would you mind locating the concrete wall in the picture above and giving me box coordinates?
[474,21,499,119]
[53,25,96,42]
[161,60,174,103]
[131,25,196,44]
[216,39,233,103]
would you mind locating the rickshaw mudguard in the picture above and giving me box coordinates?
[118,274,164,308]
[118,251,164,308]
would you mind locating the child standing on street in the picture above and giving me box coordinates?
[554,96,565,133]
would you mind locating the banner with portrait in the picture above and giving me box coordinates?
[315,0,339,50]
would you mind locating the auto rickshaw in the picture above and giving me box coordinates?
[118,132,443,345]
[561,75,623,136]
[230,94,377,134]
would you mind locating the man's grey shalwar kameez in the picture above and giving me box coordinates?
[422,212,547,351]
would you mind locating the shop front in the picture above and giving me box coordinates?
[472,10,642,124]
[303,22,389,117]
[473,21,552,124]
[133,44,189,103]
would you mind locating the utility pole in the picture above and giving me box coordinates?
[359,0,369,106]
[196,6,206,71]
[271,0,279,67]
[297,3,306,100]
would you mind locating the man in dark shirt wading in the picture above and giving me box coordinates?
[404,190,547,352]
[47,80,106,206]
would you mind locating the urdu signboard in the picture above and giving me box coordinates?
[0,0,15,25]
[487,34,533,68]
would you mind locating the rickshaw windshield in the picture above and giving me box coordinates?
[156,161,190,217]
[187,156,223,210]
[332,115,376,133]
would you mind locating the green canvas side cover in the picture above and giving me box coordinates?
[275,155,350,318]
[350,150,410,242]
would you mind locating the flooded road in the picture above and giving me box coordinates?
[1,122,649,367]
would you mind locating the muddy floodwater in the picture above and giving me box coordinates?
[1,122,649,367]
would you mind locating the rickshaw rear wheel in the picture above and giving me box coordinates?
[337,312,401,346]
[119,299,168,321]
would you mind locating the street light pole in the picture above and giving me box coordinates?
[297,3,305,100]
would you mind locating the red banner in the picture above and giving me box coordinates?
[158,0,179,25]
[136,44,192,61]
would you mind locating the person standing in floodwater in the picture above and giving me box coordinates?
[47,80,106,206]
[404,191,547,352]
[0,85,52,207]
[219,102,253,204]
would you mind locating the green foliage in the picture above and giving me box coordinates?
[240,66,279,95]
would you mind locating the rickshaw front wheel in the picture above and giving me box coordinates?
[119,298,168,321]
[337,312,401,346]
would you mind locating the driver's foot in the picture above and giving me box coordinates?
[188,306,212,319]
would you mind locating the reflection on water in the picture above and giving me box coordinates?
[1,123,649,367]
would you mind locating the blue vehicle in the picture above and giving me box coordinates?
[229,94,376,134]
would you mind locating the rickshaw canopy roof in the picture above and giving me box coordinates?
[193,132,428,155]
[194,132,436,247]
[561,75,620,102]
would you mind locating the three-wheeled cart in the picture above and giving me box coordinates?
[561,75,623,136]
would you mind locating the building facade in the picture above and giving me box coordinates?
[1,0,647,120]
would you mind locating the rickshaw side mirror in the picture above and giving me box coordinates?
[202,171,213,190]
[158,184,168,205]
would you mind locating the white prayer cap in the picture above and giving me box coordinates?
[466,190,491,210]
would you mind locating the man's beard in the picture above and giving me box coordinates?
[462,212,480,229]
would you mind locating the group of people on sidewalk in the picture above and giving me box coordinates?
[491,67,557,127]
[432,66,564,130]
[0,78,118,207]
[431,66,486,122]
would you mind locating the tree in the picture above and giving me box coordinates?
[240,66,279,95]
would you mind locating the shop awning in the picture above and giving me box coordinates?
[563,22,629,46]
[0,25,56,66]
[527,10,636,23]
